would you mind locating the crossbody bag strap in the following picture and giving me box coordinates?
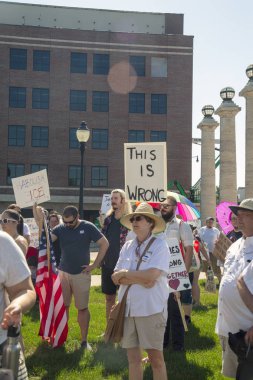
[121,236,156,301]
[136,236,156,270]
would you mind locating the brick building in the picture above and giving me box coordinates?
[0,2,193,218]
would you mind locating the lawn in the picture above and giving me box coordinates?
[22,282,230,380]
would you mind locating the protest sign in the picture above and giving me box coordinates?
[24,218,39,248]
[101,194,111,214]
[166,238,191,292]
[12,169,50,208]
[213,232,232,263]
[124,142,167,202]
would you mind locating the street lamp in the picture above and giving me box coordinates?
[76,121,90,219]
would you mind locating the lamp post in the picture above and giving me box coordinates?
[76,121,90,219]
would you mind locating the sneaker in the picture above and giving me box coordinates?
[80,341,92,351]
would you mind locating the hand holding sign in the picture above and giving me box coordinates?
[12,169,50,208]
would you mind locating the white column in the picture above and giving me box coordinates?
[239,65,253,198]
[197,106,219,225]
[215,87,240,203]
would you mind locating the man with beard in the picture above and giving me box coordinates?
[160,195,193,352]
[33,204,109,350]
[101,189,132,321]
[227,214,243,243]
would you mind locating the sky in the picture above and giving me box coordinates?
[3,0,252,188]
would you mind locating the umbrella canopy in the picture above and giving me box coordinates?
[167,191,200,221]
[135,192,200,221]
[216,201,237,234]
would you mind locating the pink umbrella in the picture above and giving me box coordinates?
[216,201,237,234]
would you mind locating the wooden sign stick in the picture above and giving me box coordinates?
[176,296,188,332]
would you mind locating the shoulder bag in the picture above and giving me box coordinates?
[104,237,156,344]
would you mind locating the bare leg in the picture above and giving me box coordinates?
[105,294,116,321]
[127,347,143,380]
[78,308,90,342]
[146,349,168,380]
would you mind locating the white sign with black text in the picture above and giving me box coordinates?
[167,238,191,292]
[124,142,167,202]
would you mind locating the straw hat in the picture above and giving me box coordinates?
[229,198,253,216]
[120,202,166,234]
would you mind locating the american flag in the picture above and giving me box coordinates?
[36,218,68,348]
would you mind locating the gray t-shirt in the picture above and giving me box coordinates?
[53,220,103,275]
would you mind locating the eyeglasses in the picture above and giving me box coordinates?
[0,219,17,224]
[63,217,76,225]
[160,204,175,209]
[130,215,145,223]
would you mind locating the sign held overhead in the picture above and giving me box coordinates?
[124,142,167,202]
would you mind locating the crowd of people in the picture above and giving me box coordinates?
[0,194,253,379]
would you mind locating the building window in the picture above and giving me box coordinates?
[92,91,109,112]
[33,50,50,71]
[9,87,26,108]
[7,164,25,185]
[71,52,87,73]
[31,126,48,147]
[68,166,81,186]
[151,94,167,114]
[128,130,145,142]
[92,129,108,149]
[10,48,27,70]
[129,56,145,76]
[93,54,109,75]
[31,164,48,173]
[91,166,108,187]
[129,93,145,113]
[70,90,87,111]
[151,57,167,77]
[8,125,25,146]
[150,131,167,142]
[32,88,49,109]
[69,128,79,149]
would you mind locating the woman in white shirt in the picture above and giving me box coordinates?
[112,203,170,380]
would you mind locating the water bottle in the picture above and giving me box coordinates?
[2,326,21,380]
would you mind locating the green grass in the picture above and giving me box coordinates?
[22,282,230,380]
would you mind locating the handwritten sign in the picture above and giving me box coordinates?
[167,238,191,292]
[12,169,50,208]
[101,194,111,214]
[24,218,39,248]
[124,142,167,202]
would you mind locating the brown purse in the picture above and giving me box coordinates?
[104,237,156,344]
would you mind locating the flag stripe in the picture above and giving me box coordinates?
[36,218,68,348]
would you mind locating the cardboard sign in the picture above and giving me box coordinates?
[167,238,191,292]
[12,169,50,208]
[24,218,39,248]
[213,232,232,263]
[101,194,111,214]
[124,142,167,202]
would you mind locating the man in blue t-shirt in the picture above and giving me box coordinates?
[51,205,108,349]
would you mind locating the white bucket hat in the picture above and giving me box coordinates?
[120,202,166,234]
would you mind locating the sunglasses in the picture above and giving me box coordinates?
[130,215,153,223]
[130,215,145,223]
[160,204,175,209]
[0,218,17,224]
[63,217,76,225]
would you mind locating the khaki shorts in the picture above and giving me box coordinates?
[58,270,91,310]
[219,335,238,378]
[121,311,167,351]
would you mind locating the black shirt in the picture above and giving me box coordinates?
[226,229,243,243]
[103,213,121,269]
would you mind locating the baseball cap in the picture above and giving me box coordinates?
[206,216,214,221]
